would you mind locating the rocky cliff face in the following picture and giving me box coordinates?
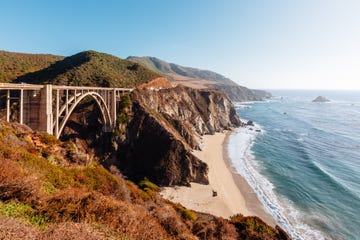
[117,86,241,186]
[214,85,272,102]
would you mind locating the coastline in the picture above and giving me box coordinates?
[160,130,276,226]
[223,131,276,226]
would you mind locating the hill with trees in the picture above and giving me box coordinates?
[14,51,162,88]
[0,50,63,83]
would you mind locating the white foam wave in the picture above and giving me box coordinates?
[228,127,327,240]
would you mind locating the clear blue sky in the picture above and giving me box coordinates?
[1,0,360,89]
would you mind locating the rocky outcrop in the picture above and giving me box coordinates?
[117,85,241,186]
[312,96,330,102]
[214,85,272,102]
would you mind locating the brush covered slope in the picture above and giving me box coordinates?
[0,50,63,83]
[0,120,290,240]
[114,85,241,186]
[13,51,162,88]
[127,56,272,102]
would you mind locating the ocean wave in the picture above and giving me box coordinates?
[228,129,328,240]
[312,161,360,200]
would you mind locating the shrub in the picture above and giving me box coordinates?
[116,113,128,124]
[38,133,59,145]
[0,202,47,227]
[139,179,159,192]
[0,158,39,202]
[119,95,131,110]
[172,203,197,221]
[138,180,159,200]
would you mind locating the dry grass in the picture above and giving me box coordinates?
[39,187,171,240]
[0,158,40,202]
[0,120,290,240]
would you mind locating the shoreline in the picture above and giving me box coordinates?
[160,130,276,226]
[223,131,276,226]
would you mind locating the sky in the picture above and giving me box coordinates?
[1,0,360,90]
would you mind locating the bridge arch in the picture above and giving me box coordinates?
[1,84,133,138]
[56,91,112,139]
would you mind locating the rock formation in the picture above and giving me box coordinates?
[116,85,241,186]
[312,96,330,102]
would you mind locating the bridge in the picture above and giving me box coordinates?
[0,83,133,138]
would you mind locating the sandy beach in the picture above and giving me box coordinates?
[160,131,276,226]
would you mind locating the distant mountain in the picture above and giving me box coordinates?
[0,50,63,83]
[12,51,162,88]
[127,56,238,86]
[127,56,271,101]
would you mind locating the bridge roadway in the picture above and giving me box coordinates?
[0,83,133,138]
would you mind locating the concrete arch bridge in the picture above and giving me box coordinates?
[0,83,133,138]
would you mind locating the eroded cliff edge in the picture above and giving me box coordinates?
[114,85,241,186]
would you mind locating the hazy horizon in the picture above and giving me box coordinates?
[1,0,360,90]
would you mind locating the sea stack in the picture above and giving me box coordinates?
[312,96,330,102]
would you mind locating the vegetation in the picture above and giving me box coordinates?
[0,50,63,83]
[172,203,197,222]
[0,120,290,239]
[13,51,161,88]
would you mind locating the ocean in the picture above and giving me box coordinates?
[228,90,360,240]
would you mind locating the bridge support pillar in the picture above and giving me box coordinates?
[39,85,53,134]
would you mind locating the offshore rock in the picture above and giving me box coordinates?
[312,96,330,102]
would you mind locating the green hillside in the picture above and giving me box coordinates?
[0,50,63,83]
[127,56,238,86]
[13,51,162,88]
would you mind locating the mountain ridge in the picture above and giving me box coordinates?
[127,56,272,101]
[127,56,238,86]
[13,51,162,88]
[0,50,63,83]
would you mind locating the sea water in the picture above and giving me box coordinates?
[229,90,360,240]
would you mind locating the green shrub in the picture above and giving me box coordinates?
[116,113,128,124]
[172,204,197,221]
[138,180,159,200]
[119,95,131,110]
[0,202,47,227]
[139,180,159,192]
[39,133,59,145]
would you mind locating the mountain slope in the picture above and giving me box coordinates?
[127,56,271,101]
[0,119,290,240]
[0,50,63,83]
[14,51,162,88]
[127,56,238,86]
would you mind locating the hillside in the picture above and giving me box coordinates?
[13,51,162,88]
[0,50,63,83]
[127,56,271,101]
[127,56,238,86]
[0,119,290,240]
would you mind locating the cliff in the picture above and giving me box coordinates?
[127,56,272,102]
[116,85,241,186]
[0,50,291,239]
